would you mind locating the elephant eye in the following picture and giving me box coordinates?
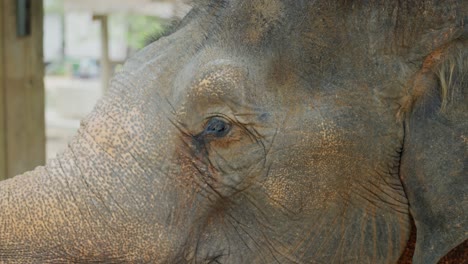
[204,118,231,138]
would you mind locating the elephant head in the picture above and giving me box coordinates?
[0,0,466,263]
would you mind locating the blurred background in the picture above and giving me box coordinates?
[43,0,189,159]
[0,0,189,179]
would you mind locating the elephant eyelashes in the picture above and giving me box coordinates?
[203,118,231,138]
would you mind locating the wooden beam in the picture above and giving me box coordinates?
[94,14,111,94]
[0,0,45,179]
[0,1,5,180]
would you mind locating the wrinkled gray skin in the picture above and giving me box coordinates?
[0,1,467,263]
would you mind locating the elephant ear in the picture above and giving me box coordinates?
[400,40,467,264]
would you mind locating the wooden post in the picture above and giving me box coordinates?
[0,0,45,180]
[0,0,5,181]
[93,14,111,94]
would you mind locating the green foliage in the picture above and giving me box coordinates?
[44,0,64,14]
[126,15,166,50]
[45,58,79,76]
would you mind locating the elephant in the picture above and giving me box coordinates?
[0,0,466,263]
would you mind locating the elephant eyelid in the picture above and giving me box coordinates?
[203,117,231,138]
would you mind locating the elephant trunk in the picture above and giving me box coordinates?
[0,158,92,261]
[0,150,135,262]
[0,114,187,263]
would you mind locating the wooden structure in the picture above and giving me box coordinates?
[65,0,190,94]
[0,0,185,180]
[0,0,45,180]
[93,14,112,94]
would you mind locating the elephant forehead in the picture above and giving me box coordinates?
[190,66,246,97]
[243,0,284,44]
[171,61,253,119]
